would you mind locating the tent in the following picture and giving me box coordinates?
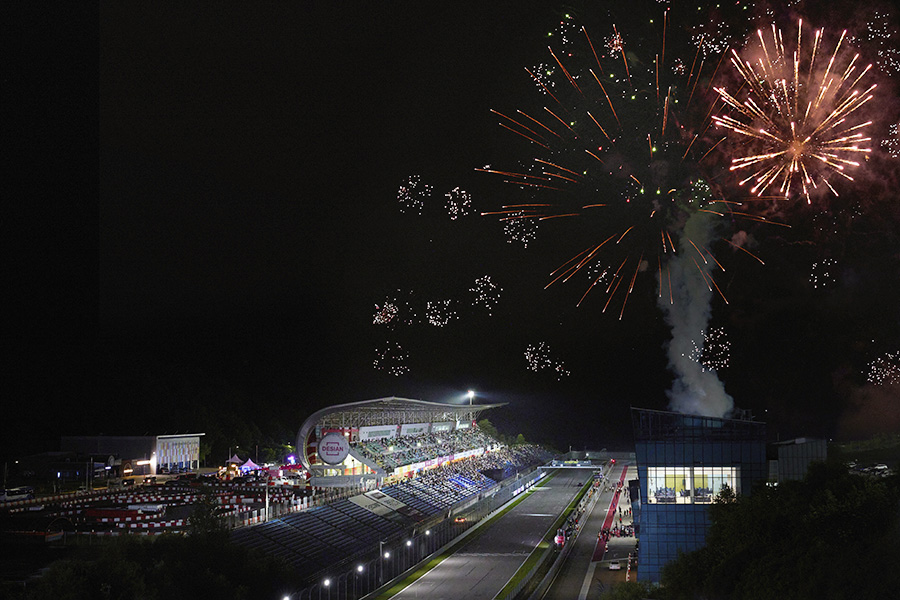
[226,454,242,465]
[240,458,260,472]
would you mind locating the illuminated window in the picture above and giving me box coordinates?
[692,467,738,503]
[646,466,739,504]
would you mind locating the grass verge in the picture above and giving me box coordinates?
[493,477,595,599]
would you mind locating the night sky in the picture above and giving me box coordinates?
[7,1,899,460]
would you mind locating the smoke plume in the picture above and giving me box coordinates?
[658,209,734,418]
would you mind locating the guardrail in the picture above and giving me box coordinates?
[292,464,549,600]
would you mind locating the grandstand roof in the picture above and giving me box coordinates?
[297,396,506,469]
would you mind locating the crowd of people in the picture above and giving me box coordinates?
[405,443,552,488]
[354,428,497,470]
[383,442,552,509]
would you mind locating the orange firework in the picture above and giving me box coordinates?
[713,20,875,202]
[479,9,744,319]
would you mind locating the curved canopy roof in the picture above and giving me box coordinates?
[296,396,506,470]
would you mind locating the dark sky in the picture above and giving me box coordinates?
[8,1,899,460]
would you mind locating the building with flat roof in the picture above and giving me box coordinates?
[772,437,827,482]
[631,407,767,582]
[60,433,204,477]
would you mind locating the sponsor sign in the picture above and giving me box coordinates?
[349,493,393,517]
[400,422,430,436]
[431,421,454,433]
[358,425,398,441]
[318,432,350,465]
[453,448,484,461]
[455,420,471,430]
[365,490,426,520]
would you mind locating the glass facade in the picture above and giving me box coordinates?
[156,435,202,472]
[631,408,766,582]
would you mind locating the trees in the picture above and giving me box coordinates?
[660,462,900,599]
[23,532,306,600]
[600,581,664,600]
[477,418,529,446]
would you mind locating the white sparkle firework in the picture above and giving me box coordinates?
[529,62,557,94]
[444,187,473,220]
[373,342,409,376]
[852,10,899,75]
[525,342,553,371]
[867,351,899,385]
[809,258,838,289]
[397,175,433,215]
[688,326,731,372]
[525,341,570,380]
[691,19,731,58]
[501,210,539,247]
[586,263,611,289]
[470,275,502,315]
[605,32,624,57]
[882,121,899,158]
[373,302,399,325]
[375,290,418,326]
[552,17,579,47]
[425,299,457,327]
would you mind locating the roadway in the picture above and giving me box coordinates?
[540,461,636,600]
[387,467,594,600]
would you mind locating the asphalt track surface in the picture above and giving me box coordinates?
[388,468,593,600]
[541,462,635,600]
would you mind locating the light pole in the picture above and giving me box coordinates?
[467,390,475,405]
[379,541,388,585]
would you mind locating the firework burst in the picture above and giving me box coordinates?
[481,9,736,318]
[397,175,433,214]
[373,341,409,376]
[867,350,899,386]
[470,275,502,315]
[713,21,876,202]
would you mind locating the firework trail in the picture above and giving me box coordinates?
[478,3,780,417]
[481,9,738,322]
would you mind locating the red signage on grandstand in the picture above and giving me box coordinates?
[318,432,351,465]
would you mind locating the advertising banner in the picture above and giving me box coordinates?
[358,425,398,441]
[349,493,393,517]
[453,448,484,461]
[365,490,426,520]
[400,422,430,436]
[317,433,350,465]
[431,421,454,433]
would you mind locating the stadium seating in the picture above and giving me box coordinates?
[232,441,553,573]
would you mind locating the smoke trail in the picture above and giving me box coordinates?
[658,209,734,418]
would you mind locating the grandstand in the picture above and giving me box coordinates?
[296,396,508,488]
[230,397,554,578]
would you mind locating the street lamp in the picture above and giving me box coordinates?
[467,390,475,405]
[354,565,364,597]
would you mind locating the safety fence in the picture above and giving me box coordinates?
[289,465,547,600]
